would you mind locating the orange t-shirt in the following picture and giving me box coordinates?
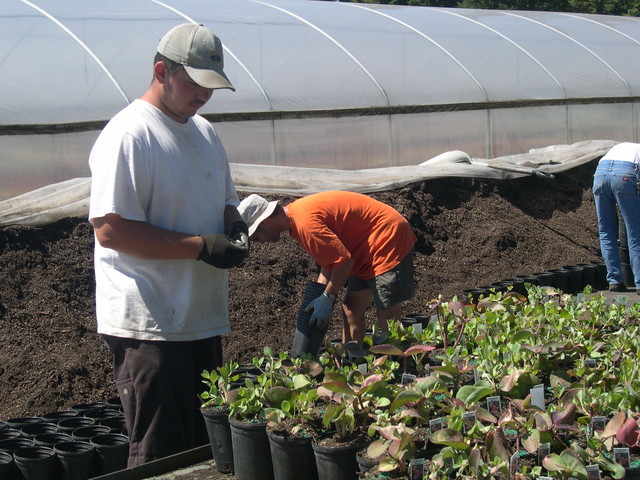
[287,191,417,280]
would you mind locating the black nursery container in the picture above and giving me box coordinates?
[291,280,328,358]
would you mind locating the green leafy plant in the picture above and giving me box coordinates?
[200,359,240,409]
[317,368,392,442]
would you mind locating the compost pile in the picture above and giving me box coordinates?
[0,160,603,421]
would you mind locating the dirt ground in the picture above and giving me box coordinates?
[0,160,604,422]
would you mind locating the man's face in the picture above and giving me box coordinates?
[252,217,281,243]
[160,67,213,123]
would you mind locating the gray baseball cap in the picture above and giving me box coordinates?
[157,23,235,91]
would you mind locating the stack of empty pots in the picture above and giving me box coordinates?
[0,399,128,480]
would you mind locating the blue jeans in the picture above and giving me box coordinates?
[593,159,640,287]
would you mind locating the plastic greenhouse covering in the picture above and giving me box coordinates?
[1,0,639,224]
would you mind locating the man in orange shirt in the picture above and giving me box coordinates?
[238,191,417,344]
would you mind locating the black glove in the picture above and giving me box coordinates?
[227,221,250,250]
[197,233,249,269]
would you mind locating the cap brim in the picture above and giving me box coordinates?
[248,201,278,237]
[185,65,235,91]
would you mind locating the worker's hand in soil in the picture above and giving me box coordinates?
[197,233,249,269]
[305,292,334,328]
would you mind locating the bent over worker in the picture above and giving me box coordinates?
[238,191,417,344]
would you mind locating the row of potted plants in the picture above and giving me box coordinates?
[200,284,640,480]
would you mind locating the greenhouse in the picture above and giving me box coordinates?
[1,0,640,210]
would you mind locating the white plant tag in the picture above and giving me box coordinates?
[509,451,519,476]
[401,373,416,386]
[409,458,424,479]
[486,396,502,417]
[531,384,545,409]
[463,411,476,432]
[586,464,601,480]
[538,442,550,465]
[614,447,630,467]
[429,417,444,433]
[591,416,606,434]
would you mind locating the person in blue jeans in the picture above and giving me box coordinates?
[592,142,640,293]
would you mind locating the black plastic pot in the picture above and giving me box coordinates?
[625,466,640,479]
[531,272,554,287]
[0,428,22,442]
[71,424,111,442]
[546,268,569,293]
[84,408,122,420]
[229,418,273,480]
[562,265,584,294]
[291,280,328,357]
[312,435,369,480]
[20,422,59,438]
[460,288,487,303]
[34,432,74,448]
[42,410,79,422]
[267,429,318,480]
[402,313,431,327]
[57,417,95,433]
[13,445,58,480]
[498,278,526,295]
[54,440,95,480]
[577,263,597,290]
[201,407,234,474]
[355,446,377,474]
[514,274,541,290]
[6,417,44,430]
[89,433,129,476]
[0,450,13,479]
[0,437,35,453]
[589,261,608,290]
[98,415,127,434]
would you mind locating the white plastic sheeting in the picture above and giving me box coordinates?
[0,140,617,226]
[1,1,639,201]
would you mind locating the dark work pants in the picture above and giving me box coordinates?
[102,335,223,467]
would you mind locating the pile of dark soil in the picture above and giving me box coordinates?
[0,160,603,421]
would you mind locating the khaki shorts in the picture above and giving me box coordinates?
[346,251,415,309]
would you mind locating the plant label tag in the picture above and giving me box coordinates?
[412,322,423,333]
[576,293,585,301]
[487,396,502,417]
[429,315,438,324]
[473,367,483,384]
[509,451,519,476]
[538,442,550,465]
[537,477,553,480]
[586,464,601,480]
[463,411,476,432]
[357,363,368,374]
[429,417,444,433]
[409,458,424,479]
[591,416,606,434]
[584,358,597,368]
[614,447,630,467]
[531,384,545,409]
[616,295,628,304]
[401,373,416,386]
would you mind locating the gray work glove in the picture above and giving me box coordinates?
[305,292,335,328]
[197,230,249,269]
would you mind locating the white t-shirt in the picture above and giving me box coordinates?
[89,99,238,341]
[601,142,640,164]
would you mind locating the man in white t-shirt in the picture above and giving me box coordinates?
[88,23,249,467]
